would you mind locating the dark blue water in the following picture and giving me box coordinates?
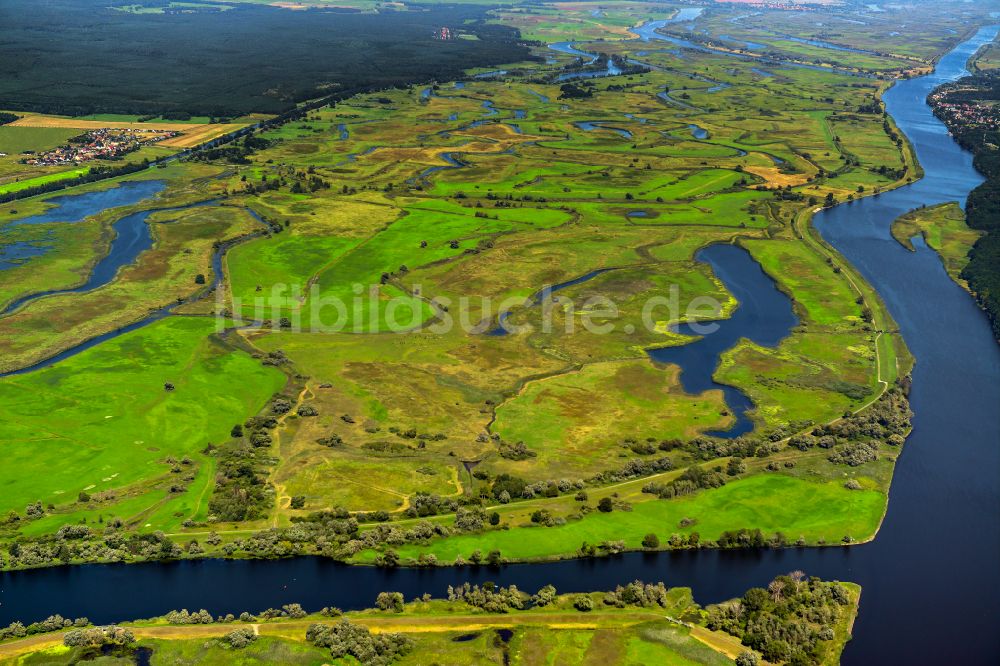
[2,196,214,316]
[526,89,549,103]
[547,41,599,63]
[0,200,265,378]
[488,268,617,336]
[648,244,797,438]
[658,88,698,111]
[806,24,1000,665]
[5,180,165,228]
[0,241,50,270]
[1,181,166,306]
[689,123,709,139]
[1,21,998,666]
[574,120,633,139]
[417,153,465,180]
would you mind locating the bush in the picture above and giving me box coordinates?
[532,585,557,607]
[63,626,135,648]
[375,591,404,613]
[306,619,413,664]
[574,596,594,612]
[224,627,257,649]
[642,533,660,549]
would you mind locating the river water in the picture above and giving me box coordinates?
[0,19,998,666]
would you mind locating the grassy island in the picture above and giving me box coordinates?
[0,574,860,666]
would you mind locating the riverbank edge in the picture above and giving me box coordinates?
[0,579,862,664]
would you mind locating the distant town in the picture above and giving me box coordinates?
[21,127,178,166]
[929,89,1000,132]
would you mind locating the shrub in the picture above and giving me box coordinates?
[306,619,413,664]
[375,591,404,613]
[63,626,135,648]
[224,627,257,649]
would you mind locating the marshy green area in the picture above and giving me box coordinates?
[891,202,982,292]
[1,0,986,574]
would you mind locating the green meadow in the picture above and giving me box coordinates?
[355,474,885,564]
[891,202,982,291]
[0,316,284,530]
[0,0,945,572]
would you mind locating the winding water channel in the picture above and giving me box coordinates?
[0,17,998,665]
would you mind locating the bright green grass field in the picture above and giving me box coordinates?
[0,316,285,515]
[360,474,886,563]
[0,168,89,195]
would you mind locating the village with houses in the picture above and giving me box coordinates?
[21,127,179,166]
[929,86,1000,134]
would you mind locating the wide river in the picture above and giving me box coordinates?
[1,22,998,665]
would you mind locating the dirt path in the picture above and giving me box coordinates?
[270,384,315,526]
[0,610,678,660]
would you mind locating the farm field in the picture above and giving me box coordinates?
[4,0,971,576]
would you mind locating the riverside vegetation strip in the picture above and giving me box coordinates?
[2,0,988,575]
[0,575,860,666]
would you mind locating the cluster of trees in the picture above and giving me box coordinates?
[931,74,1000,338]
[223,627,257,649]
[558,82,595,99]
[63,625,135,649]
[790,386,910,466]
[0,0,531,117]
[3,525,189,569]
[498,440,536,460]
[158,603,306,626]
[827,441,879,466]
[588,455,675,484]
[641,464,727,499]
[446,582,525,612]
[194,135,273,165]
[706,572,852,665]
[0,111,17,125]
[717,528,789,549]
[602,580,672,608]
[405,492,458,518]
[208,410,286,522]
[0,615,89,641]
[165,609,215,624]
[306,619,413,666]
